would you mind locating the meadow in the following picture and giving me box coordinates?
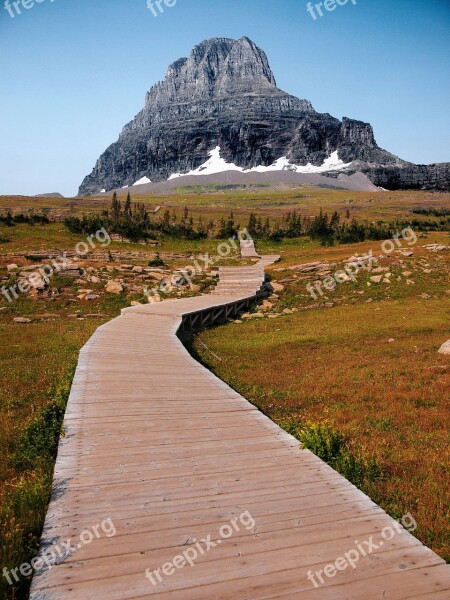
[193,234,450,561]
[0,186,449,597]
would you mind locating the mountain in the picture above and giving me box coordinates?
[34,192,64,198]
[79,37,449,195]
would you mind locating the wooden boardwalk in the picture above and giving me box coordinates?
[30,251,450,599]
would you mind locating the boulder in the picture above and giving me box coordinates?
[271,282,285,292]
[7,264,18,272]
[105,280,124,294]
[14,317,32,324]
[370,275,383,283]
[438,340,450,355]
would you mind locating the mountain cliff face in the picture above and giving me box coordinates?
[79,37,449,194]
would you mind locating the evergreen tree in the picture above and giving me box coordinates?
[111,192,121,221]
[124,193,132,218]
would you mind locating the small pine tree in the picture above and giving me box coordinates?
[111,192,121,222]
[124,193,132,218]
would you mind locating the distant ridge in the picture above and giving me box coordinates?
[34,193,65,198]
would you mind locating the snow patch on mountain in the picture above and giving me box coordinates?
[168,147,350,180]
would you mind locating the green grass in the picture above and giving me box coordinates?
[0,366,75,599]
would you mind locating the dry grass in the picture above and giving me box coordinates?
[1,187,450,226]
[194,248,450,561]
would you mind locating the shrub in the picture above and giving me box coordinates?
[148,252,166,268]
[279,419,382,489]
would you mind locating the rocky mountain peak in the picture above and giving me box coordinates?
[146,36,281,107]
[78,37,450,194]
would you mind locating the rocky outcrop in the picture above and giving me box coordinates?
[79,37,449,194]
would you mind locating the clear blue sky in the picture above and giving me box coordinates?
[0,0,449,197]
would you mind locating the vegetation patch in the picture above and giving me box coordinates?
[278,419,382,489]
[0,365,75,599]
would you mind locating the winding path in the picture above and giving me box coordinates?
[30,249,449,599]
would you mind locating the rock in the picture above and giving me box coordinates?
[120,265,134,270]
[14,317,32,323]
[271,282,285,292]
[89,276,101,284]
[77,37,450,195]
[423,244,448,251]
[59,266,83,278]
[370,275,383,283]
[261,300,273,310]
[283,308,293,314]
[147,271,168,282]
[131,301,142,306]
[438,340,450,355]
[28,277,47,290]
[388,338,395,343]
[105,280,124,294]
[132,266,144,274]
[7,264,18,272]
[84,294,100,301]
[402,271,413,277]
[401,251,414,257]
[420,293,431,300]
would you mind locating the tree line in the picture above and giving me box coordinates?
[63,193,447,245]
